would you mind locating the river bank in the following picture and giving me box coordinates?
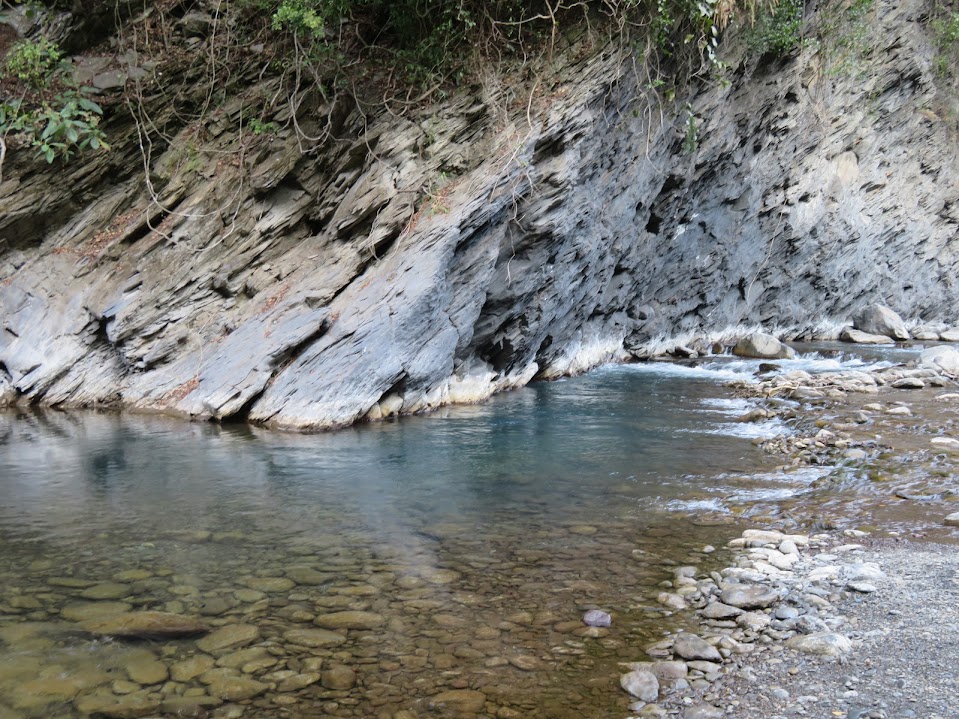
[617,352,959,718]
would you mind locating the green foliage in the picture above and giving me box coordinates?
[3,37,62,87]
[745,0,804,57]
[682,103,698,153]
[817,0,874,76]
[1,90,109,163]
[248,117,279,135]
[931,12,959,77]
[1,34,109,165]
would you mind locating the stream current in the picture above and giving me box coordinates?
[0,349,904,719]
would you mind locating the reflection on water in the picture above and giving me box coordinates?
[0,367,800,719]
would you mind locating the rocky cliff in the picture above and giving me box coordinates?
[2,0,958,429]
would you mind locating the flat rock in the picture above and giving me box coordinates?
[702,602,742,619]
[785,632,852,656]
[80,583,133,600]
[284,627,347,647]
[719,585,782,609]
[943,512,959,527]
[314,611,385,630]
[683,704,725,719]
[672,633,722,662]
[125,654,169,685]
[243,577,295,592]
[620,669,659,701]
[205,674,268,701]
[195,624,260,653]
[840,327,894,344]
[81,611,209,639]
[170,654,216,682]
[61,601,132,622]
[429,689,487,713]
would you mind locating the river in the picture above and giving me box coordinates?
[0,349,904,718]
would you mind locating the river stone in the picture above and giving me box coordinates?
[48,577,97,588]
[278,672,321,692]
[785,632,852,656]
[314,610,385,630]
[853,304,910,340]
[840,327,894,344]
[683,704,724,719]
[285,567,328,585]
[583,609,612,627]
[216,647,271,669]
[80,583,132,600]
[720,585,781,609]
[620,670,659,701]
[243,577,295,592]
[171,654,216,682]
[284,626,347,647]
[944,512,959,527]
[733,332,796,360]
[321,664,356,690]
[428,689,486,713]
[74,694,162,719]
[160,696,223,717]
[61,601,132,622]
[234,589,266,603]
[81,611,209,639]
[205,673,268,701]
[672,633,722,662]
[125,654,169,685]
[702,602,742,619]
[921,345,959,375]
[420,568,461,584]
[195,624,260,653]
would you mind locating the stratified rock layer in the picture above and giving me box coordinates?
[2,0,958,429]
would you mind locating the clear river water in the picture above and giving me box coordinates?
[0,349,908,719]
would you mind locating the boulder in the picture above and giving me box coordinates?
[732,332,796,360]
[852,304,910,340]
[920,346,959,375]
[840,327,894,344]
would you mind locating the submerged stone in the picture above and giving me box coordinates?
[81,611,209,639]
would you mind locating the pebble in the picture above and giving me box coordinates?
[314,610,385,630]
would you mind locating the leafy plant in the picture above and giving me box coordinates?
[931,12,959,77]
[3,36,62,87]
[744,0,804,57]
[1,33,109,166]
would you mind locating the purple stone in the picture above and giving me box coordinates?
[583,609,612,627]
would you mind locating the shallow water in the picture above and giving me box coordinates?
[0,353,916,718]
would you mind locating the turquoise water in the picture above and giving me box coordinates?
[0,359,853,718]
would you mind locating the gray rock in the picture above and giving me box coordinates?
[702,602,742,619]
[583,609,612,627]
[620,670,659,701]
[840,327,895,344]
[720,585,782,609]
[920,346,959,375]
[943,512,959,527]
[682,705,724,719]
[672,633,722,662]
[733,332,796,360]
[853,304,910,340]
[785,632,853,656]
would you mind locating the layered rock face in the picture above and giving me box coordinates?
[1,0,957,429]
